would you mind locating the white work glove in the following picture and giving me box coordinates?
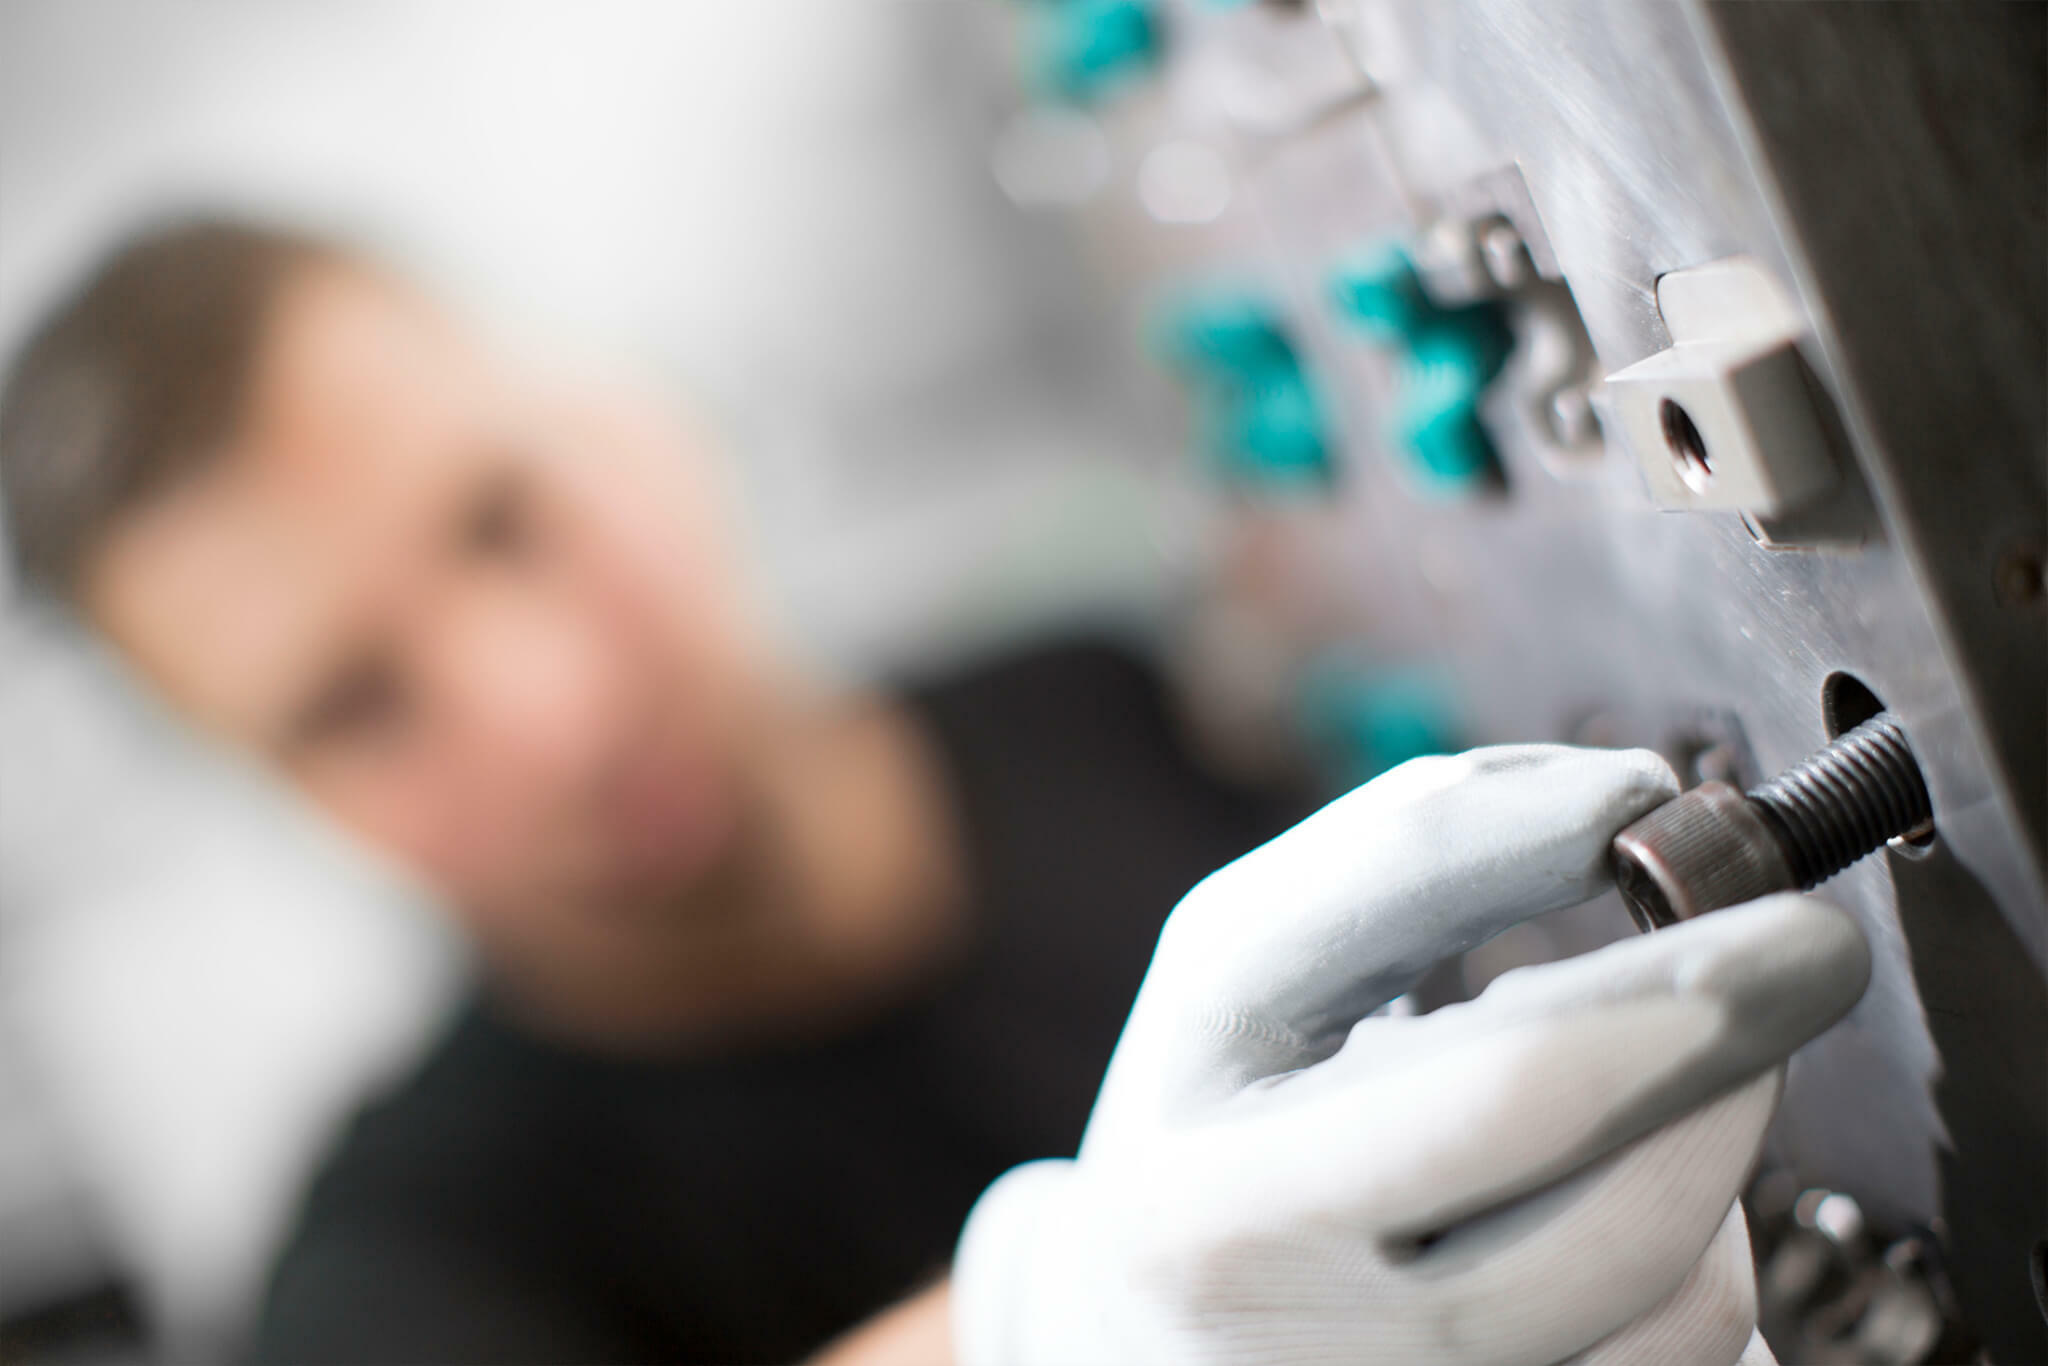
[952,745,1870,1366]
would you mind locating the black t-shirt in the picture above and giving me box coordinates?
[250,641,1307,1364]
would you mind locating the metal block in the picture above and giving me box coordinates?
[1606,257,1837,514]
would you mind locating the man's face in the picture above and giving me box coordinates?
[86,265,768,948]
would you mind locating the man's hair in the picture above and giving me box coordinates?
[0,218,343,598]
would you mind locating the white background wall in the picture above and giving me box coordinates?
[0,3,1201,1350]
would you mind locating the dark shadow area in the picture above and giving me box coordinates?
[1891,841,2048,1361]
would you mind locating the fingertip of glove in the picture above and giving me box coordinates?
[953,1160,1079,1366]
[1717,892,1871,1003]
[1484,894,1872,1061]
[1608,746,1684,818]
[1455,743,1679,806]
[1669,894,1872,1049]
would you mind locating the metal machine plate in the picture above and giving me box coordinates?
[1025,0,2046,1355]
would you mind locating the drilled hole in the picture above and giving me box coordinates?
[1822,672,1885,739]
[1660,398,1712,493]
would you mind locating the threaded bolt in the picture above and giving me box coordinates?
[1749,713,1933,885]
[1611,711,1932,931]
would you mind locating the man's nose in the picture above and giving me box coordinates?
[430,583,629,791]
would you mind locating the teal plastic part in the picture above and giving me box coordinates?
[1034,0,1162,104]
[1326,242,1434,342]
[1400,399,1494,486]
[1409,308,1513,390]
[1150,293,1298,382]
[1219,371,1333,484]
[1396,322,1512,488]
[1326,240,1515,492]
[1295,658,1460,784]
[1153,287,1335,488]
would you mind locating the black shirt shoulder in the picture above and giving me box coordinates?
[907,635,1179,730]
[253,1010,655,1362]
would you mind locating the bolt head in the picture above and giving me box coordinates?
[1610,781,1796,930]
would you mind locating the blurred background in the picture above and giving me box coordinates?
[10,3,2033,1361]
[0,4,1220,1356]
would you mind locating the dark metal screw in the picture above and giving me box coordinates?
[1611,711,1932,931]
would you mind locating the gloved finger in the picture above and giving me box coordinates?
[1737,1328,1780,1366]
[1206,895,1865,1235]
[1570,1202,1759,1366]
[1386,1070,1779,1366]
[1145,1070,1780,1366]
[1131,744,1677,1098]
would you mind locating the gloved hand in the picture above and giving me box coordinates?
[951,745,1870,1366]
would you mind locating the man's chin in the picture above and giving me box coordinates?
[598,799,755,916]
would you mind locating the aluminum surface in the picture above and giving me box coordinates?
[1051,0,2044,1352]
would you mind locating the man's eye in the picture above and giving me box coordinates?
[297,661,408,746]
[462,471,538,560]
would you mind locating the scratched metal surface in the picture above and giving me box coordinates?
[1048,0,2045,1349]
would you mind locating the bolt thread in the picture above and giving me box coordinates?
[1748,711,1931,888]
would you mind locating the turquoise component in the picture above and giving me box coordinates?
[1032,0,1162,104]
[1149,293,1295,382]
[1407,308,1513,390]
[1295,655,1460,785]
[1326,242,1434,343]
[1398,322,1511,488]
[1326,241,1514,493]
[1217,371,1330,484]
[1153,289,1335,488]
[1401,401,1493,486]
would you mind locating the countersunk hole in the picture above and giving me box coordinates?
[1823,672,1936,852]
[1822,672,1885,739]
[1660,398,1712,493]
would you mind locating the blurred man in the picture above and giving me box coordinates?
[0,221,1868,1365]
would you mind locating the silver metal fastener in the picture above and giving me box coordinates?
[1611,711,1933,931]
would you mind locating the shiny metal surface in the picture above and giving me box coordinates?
[1041,0,2044,1354]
